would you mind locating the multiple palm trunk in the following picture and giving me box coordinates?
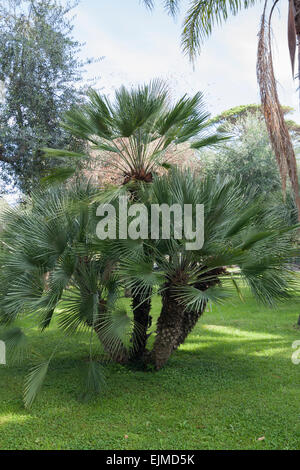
[93,267,227,370]
[95,289,206,370]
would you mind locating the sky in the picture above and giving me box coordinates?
[70,0,300,121]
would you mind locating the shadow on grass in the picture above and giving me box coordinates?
[0,322,296,407]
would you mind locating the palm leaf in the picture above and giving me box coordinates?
[174,284,231,312]
[0,327,29,364]
[24,360,50,408]
[181,0,257,61]
[190,133,230,149]
[41,168,77,187]
[240,230,273,251]
[164,0,180,16]
[80,361,105,402]
[42,148,87,159]
[95,308,133,356]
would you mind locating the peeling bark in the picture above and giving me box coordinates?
[150,285,206,370]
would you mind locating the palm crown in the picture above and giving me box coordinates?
[44,80,227,184]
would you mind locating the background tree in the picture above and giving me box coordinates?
[208,104,300,178]
[0,0,90,194]
[201,108,299,230]
[209,103,298,132]
[203,110,283,193]
[210,103,300,157]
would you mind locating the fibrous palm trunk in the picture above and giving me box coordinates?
[150,285,206,370]
[130,290,152,361]
[150,267,226,370]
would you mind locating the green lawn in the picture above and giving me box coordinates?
[0,290,300,450]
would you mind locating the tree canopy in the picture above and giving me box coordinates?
[0,0,90,194]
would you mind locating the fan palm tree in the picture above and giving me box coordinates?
[44,79,226,185]
[0,171,298,404]
[43,80,227,361]
[141,0,300,221]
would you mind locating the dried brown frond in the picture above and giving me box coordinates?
[80,142,203,187]
[257,0,300,220]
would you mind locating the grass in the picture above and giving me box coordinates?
[0,289,300,450]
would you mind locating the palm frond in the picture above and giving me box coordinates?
[182,0,258,61]
[141,0,154,9]
[141,0,179,16]
[164,0,180,16]
[95,308,133,356]
[41,167,77,187]
[0,327,29,364]
[42,148,87,159]
[80,361,105,402]
[173,284,231,312]
[24,359,51,408]
[239,230,273,250]
[119,257,162,294]
[190,133,230,149]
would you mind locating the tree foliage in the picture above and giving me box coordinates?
[209,104,297,129]
[141,0,258,60]
[201,108,300,222]
[202,111,282,193]
[0,0,89,194]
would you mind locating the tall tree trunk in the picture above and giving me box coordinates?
[286,1,300,326]
[130,290,152,361]
[150,286,206,370]
[293,1,300,87]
